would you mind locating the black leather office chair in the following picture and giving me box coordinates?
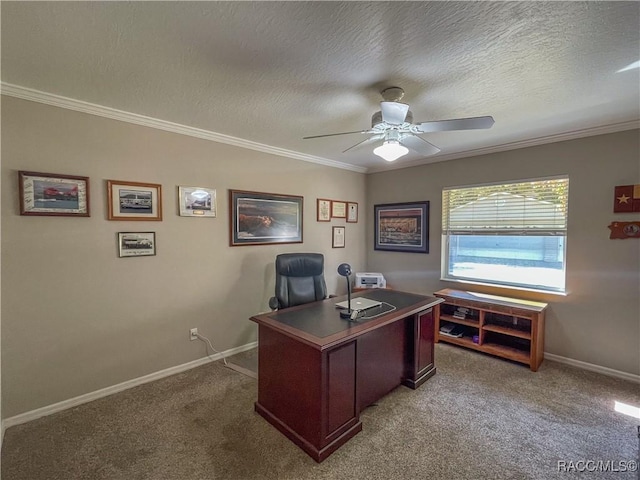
[268,253,328,310]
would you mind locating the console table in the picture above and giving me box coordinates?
[433,289,547,371]
[250,289,443,462]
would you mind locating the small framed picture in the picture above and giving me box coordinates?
[19,171,90,217]
[331,200,347,218]
[107,180,162,221]
[332,226,345,248]
[317,198,331,222]
[118,232,156,257]
[347,202,358,223]
[178,186,216,217]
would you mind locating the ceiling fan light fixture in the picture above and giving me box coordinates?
[373,140,409,162]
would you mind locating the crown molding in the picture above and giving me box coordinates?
[369,119,640,173]
[0,82,368,174]
[3,82,637,175]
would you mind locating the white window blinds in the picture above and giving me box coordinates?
[442,177,569,236]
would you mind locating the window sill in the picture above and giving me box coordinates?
[440,277,568,299]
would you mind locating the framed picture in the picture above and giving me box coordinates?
[178,186,216,217]
[317,198,331,222]
[118,232,156,257]
[374,201,429,253]
[613,184,640,213]
[331,200,347,218]
[19,171,90,217]
[229,190,303,246]
[332,226,345,248]
[347,202,358,223]
[107,180,162,221]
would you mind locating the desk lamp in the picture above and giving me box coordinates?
[337,263,353,319]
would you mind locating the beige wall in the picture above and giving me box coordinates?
[1,96,367,418]
[367,129,640,375]
[2,95,638,420]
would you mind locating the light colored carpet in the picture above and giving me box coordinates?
[2,344,639,480]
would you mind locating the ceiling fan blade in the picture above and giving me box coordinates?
[400,135,441,157]
[342,134,385,153]
[416,116,495,133]
[380,101,410,125]
[303,130,370,139]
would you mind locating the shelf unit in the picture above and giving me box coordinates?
[433,288,547,371]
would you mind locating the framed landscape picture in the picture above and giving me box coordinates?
[107,180,162,221]
[118,232,156,257]
[229,190,303,246]
[19,171,90,217]
[374,201,429,253]
[178,186,216,217]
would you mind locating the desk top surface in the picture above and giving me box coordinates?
[251,289,443,350]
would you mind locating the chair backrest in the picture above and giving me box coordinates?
[273,253,327,309]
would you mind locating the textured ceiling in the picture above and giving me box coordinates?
[2,2,639,172]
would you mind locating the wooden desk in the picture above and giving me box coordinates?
[250,289,443,462]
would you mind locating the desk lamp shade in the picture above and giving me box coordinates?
[337,263,352,277]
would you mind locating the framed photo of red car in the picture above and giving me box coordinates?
[107,180,162,221]
[19,171,90,217]
[229,189,303,246]
[374,201,429,253]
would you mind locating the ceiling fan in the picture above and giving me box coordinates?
[303,87,495,162]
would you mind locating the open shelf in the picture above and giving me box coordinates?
[482,324,531,340]
[439,314,480,328]
[437,334,480,350]
[481,342,530,365]
[434,289,547,372]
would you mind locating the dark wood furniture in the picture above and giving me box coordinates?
[250,289,443,462]
[433,288,547,371]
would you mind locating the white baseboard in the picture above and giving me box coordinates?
[3,342,257,430]
[5,344,637,431]
[544,352,640,383]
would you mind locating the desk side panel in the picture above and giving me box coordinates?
[257,326,321,445]
[326,341,357,435]
[357,319,406,409]
[403,307,436,389]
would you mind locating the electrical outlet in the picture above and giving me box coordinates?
[190,328,198,341]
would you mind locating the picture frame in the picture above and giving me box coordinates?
[107,180,162,221]
[178,186,216,217]
[118,232,156,257]
[19,171,90,217]
[332,226,345,248]
[317,198,332,222]
[374,201,430,253]
[347,202,358,223]
[229,189,303,246]
[331,200,347,218]
[613,184,640,213]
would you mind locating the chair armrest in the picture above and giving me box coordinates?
[268,296,279,310]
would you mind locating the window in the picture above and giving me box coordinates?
[442,177,569,293]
